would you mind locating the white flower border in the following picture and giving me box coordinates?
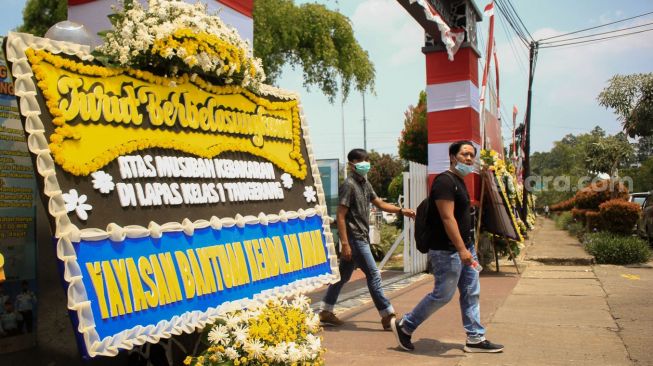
[6,32,338,357]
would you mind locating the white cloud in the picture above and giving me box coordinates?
[351,0,423,67]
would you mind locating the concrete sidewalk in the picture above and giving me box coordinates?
[316,218,653,365]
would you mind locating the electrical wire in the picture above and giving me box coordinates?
[538,10,653,41]
[503,0,533,41]
[539,27,653,48]
[495,0,532,45]
[496,10,529,77]
[539,21,653,45]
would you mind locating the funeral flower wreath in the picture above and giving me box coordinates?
[94,0,266,90]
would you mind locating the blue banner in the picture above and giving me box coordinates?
[75,215,331,341]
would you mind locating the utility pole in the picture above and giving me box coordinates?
[362,92,367,150]
[522,41,538,220]
[341,95,347,178]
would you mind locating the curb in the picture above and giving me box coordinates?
[311,271,429,312]
[525,256,595,266]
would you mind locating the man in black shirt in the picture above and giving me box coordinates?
[319,148,416,331]
[391,141,504,353]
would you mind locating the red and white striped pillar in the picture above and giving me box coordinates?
[425,46,482,203]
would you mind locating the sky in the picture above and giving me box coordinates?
[2,0,653,163]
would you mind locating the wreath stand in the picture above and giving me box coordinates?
[475,169,520,274]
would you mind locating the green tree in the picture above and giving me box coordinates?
[584,132,634,178]
[398,91,427,164]
[634,135,653,164]
[17,0,66,37]
[530,127,608,206]
[621,156,653,193]
[254,0,375,102]
[366,150,404,199]
[598,73,653,137]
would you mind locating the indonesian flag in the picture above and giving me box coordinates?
[484,2,495,17]
[410,0,465,60]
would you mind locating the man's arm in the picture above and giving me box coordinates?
[435,199,473,265]
[336,204,352,261]
[371,197,416,219]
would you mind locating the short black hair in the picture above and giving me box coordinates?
[347,148,368,162]
[449,140,477,157]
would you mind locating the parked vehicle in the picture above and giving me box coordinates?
[629,192,650,207]
[637,194,653,244]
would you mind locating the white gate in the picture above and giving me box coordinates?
[403,161,429,273]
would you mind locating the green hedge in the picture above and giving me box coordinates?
[584,232,651,265]
[555,211,573,230]
[598,199,641,235]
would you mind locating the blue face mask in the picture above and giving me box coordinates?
[353,161,371,176]
[454,162,474,176]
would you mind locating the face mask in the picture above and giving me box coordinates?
[454,162,474,176]
[353,161,371,176]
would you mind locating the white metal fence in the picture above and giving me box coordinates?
[403,161,429,273]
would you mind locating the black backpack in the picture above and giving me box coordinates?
[414,172,457,253]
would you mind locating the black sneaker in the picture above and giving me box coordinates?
[463,340,504,353]
[390,317,414,351]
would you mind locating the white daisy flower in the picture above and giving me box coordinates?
[305,312,320,332]
[224,314,241,330]
[286,342,302,363]
[232,324,248,344]
[62,189,92,221]
[244,339,265,360]
[91,170,115,194]
[224,346,239,360]
[305,333,322,353]
[303,186,317,203]
[207,324,229,345]
[280,173,293,189]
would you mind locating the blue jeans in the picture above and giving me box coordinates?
[322,239,395,317]
[401,246,485,343]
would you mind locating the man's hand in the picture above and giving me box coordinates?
[400,208,416,219]
[340,243,352,261]
[458,248,473,266]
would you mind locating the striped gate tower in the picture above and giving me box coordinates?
[425,45,482,203]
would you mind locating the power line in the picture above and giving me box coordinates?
[540,21,653,45]
[503,0,533,41]
[496,11,529,77]
[495,0,532,45]
[538,10,653,41]
[539,27,653,48]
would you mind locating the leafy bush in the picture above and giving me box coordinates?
[599,199,641,235]
[585,210,602,231]
[555,211,573,230]
[567,221,586,240]
[584,232,651,264]
[551,198,575,212]
[573,179,629,210]
[387,174,404,204]
[571,208,588,221]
